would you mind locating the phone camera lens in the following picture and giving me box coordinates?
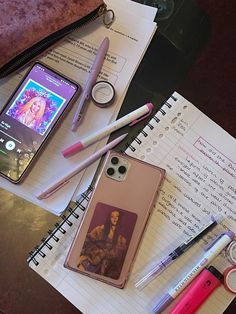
[107,167,115,176]
[118,165,126,174]
[111,156,119,165]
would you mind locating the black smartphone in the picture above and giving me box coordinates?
[0,62,80,183]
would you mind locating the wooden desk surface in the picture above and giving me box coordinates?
[0,1,235,313]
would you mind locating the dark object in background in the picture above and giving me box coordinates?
[133,0,210,95]
[112,0,210,151]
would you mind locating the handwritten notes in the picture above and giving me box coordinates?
[126,92,236,313]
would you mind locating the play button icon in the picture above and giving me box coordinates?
[5,140,16,150]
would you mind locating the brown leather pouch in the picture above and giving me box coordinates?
[0,0,110,78]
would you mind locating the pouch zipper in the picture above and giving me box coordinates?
[0,3,112,78]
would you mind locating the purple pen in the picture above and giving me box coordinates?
[71,37,109,131]
[134,215,222,290]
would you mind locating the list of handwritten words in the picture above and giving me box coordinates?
[195,137,236,180]
[156,137,236,240]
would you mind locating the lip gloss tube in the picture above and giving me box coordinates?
[169,266,223,314]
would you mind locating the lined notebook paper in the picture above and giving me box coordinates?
[28,92,236,314]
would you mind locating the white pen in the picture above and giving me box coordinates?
[152,230,235,314]
[36,133,128,199]
[71,37,109,131]
[62,103,154,157]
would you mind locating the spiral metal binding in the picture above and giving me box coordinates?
[159,108,166,115]
[147,122,154,130]
[165,101,172,109]
[55,223,66,234]
[171,94,177,102]
[60,214,73,226]
[124,96,177,154]
[134,137,142,144]
[141,130,148,137]
[36,246,46,258]
[27,187,93,266]
[153,116,160,123]
[41,238,53,250]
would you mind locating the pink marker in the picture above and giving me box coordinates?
[62,103,154,157]
[169,266,223,314]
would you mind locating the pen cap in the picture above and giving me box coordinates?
[169,266,222,314]
[152,293,173,314]
[207,265,223,281]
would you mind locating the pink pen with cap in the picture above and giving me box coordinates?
[62,103,154,157]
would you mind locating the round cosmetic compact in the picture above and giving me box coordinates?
[224,266,236,294]
[91,81,115,108]
[226,240,236,265]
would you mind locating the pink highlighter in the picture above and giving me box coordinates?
[169,266,223,314]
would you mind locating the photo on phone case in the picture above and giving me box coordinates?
[77,202,137,280]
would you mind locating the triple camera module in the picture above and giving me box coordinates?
[106,155,130,181]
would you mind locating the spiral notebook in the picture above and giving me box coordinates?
[27,92,236,314]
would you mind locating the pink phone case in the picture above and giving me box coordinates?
[64,150,165,288]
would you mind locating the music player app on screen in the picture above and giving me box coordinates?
[0,63,79,183]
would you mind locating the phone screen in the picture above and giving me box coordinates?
[0,62,79,182]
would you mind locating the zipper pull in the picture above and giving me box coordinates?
[98,4,115,28]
